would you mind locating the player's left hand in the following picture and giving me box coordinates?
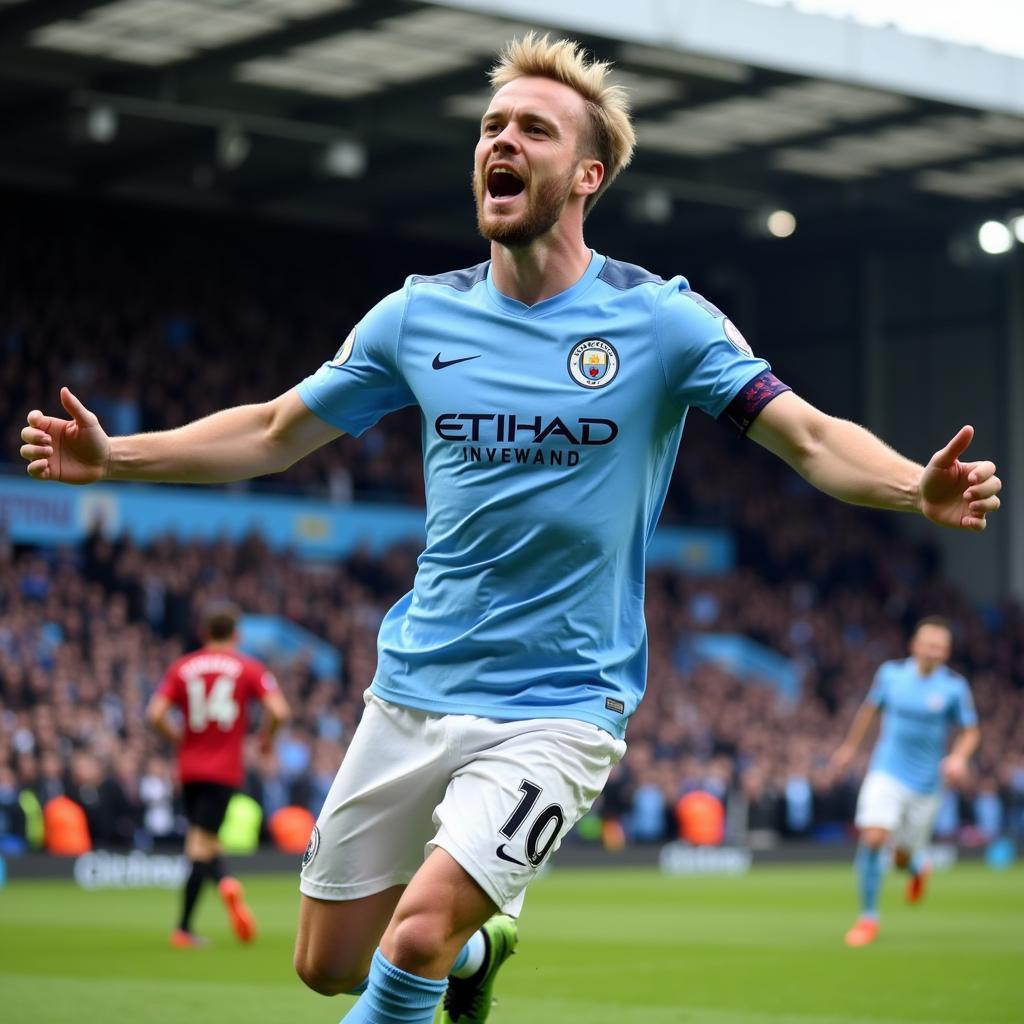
[941,753,969,787]
[919,426,1000,531]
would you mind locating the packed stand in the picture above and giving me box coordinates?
[2,194,1021,854]
[2,196,425,505]
[1,499,1021,855]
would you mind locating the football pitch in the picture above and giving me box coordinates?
[1,862,1020,1024]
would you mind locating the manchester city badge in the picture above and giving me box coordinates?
[568,337,619,389]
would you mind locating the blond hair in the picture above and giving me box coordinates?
[490,33,635,215]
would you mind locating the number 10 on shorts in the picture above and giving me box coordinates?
[498,780,565,867]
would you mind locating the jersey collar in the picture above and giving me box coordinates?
[485,250,606,318]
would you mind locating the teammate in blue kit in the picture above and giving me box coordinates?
[830,617,980,947]
[20,33,1001,1024]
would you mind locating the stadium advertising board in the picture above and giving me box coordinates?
[0,478,734,572]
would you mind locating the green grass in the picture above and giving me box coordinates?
[1,862,1021,1024]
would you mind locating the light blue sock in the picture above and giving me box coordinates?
[339,947,447,1024]
[907,851,926,877]
[855,843,884,919]
[450,941,470,976]
[450,930,486,979]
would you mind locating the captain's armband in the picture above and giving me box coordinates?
[721,371,791,435]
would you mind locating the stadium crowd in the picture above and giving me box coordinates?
[2,197,1022,854]
[1,481,1021,854]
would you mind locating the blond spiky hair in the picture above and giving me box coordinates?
[490,32,635,215]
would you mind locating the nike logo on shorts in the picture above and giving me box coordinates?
[432,353,481,370]
[495,844,526,866]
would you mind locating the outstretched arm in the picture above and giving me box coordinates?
[747,392,1001,531]
[828,701,879,779]
[20,386,342,485]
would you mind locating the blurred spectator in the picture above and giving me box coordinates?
[783,771,813,836]
[66,750,139,849]
[1004,758,1024,839]
[628,765,669,843]
[139,756,177,846]
[741,767,782,839]
[973,778,1004,841]
[0,764,27,852]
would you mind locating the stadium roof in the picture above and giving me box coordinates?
[2,0,1023,246]
[748,0,1024,64]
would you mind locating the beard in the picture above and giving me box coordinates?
[473,164,577,248]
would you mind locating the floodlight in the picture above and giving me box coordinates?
[86,105,118,143]
[1010,215,1024,245]
[977,220,1013,255]
[766,209,796,238]
[322,140,367,179]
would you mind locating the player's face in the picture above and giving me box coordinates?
[910,624,952,672]
[473,76,591,247]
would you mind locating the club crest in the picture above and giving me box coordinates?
[723,319,753,357]
[568,338,619,389]
[302,825,320,868]
[331,328,356,367]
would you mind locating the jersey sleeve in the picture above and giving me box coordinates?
[866,665,889,708]
[251,663,279,700]
[157,665,184,705]
[655,280,776,419]
[297,286,416,436]
[952,678,979,728]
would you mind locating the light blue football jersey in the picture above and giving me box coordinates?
[867,658,978,793]
[298,252,772,737]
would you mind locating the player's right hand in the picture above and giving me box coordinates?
[20,387,109,484]
[827,745,854,780]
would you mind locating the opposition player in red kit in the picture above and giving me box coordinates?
[146,602,290,948]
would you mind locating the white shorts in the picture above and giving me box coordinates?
[854,770,941,852]
[299,691,626,916]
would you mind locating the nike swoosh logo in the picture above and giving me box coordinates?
[495,844,526,866]
[432,353,481,370]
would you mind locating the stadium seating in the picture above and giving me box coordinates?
[1,196,1021,854]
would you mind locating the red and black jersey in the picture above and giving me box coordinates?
[158,647,277,788]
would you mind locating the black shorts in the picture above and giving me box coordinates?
[182,781,235,834]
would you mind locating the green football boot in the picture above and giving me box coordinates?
[437,914,519,1023]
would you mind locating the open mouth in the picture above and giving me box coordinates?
[487,166,525,199]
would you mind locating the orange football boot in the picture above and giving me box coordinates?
[218,876,257,943]
[906,865,931,904]
[844,918,880,947]
[170,928,209,949]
